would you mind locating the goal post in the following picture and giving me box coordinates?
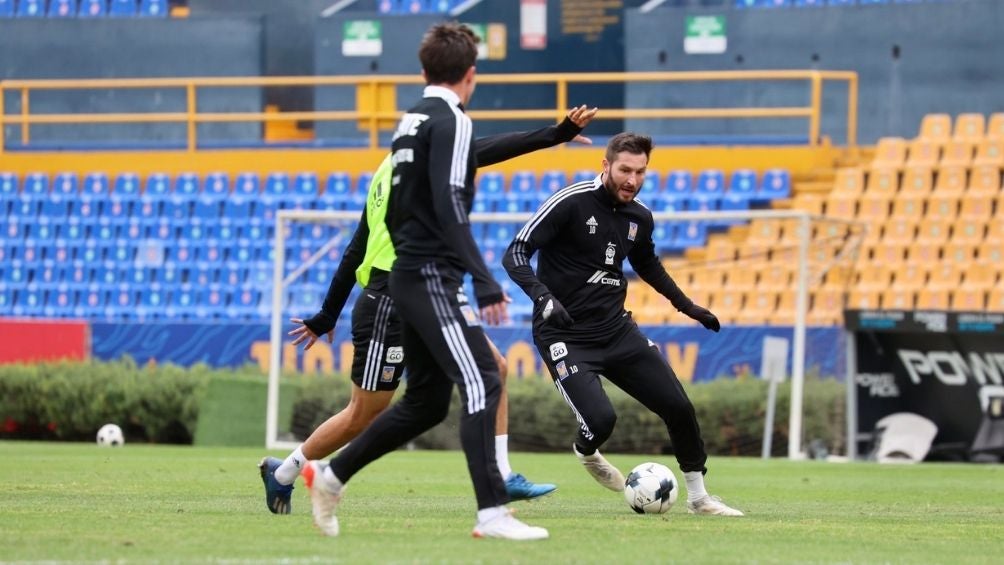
[267,208,864,458]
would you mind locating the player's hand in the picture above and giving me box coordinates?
[534,293,574,328]
[567,104,598,129]
[683,304,720,332]
[480,293,510,327]
[288,317,334,350]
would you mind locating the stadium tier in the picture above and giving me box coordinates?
[0,0,168,17]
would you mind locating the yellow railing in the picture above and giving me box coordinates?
[0,70,858,154]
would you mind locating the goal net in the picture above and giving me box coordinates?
[266,208,864,458]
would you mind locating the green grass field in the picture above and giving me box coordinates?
[2,442,1001,564]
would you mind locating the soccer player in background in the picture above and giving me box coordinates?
[502,132,744,517]
[258,104,598,514]
[299,22,553,540]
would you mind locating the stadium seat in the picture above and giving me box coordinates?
[82,173,110,199]
[663,170,693,207]
[0,0,14,17]
[745,219,782,246]
[139,0,167,17]
[882,219,918,246]
[823,193,856,221]
[539,170,567,194]
[952,113,986,141]
[47,0,77,17]
[114,173,141,201]
[705,237,736,263]
[972,137,1004,167]
[925,194,958,221]
[202,172,230,200]
[881,288,915,310]
[951,289,987,311]
[22,173,49,199]
[857,193,891,222]
[932,165,966,195]
[872,137,907,169]
[864,167,898,195]
[145,173,171,201]
[710,290,743,324]
[693,169,724,208]
[16,0,45,17]
[757,168,791,202]
[987,113,1004,139]
[905,140,940,168]
[77,0,106,17]
[724,169,757,205]
[916,288,950,310]
[50,172,78,197]
[918,113,952,143]
[939,140,974,168]
[174,173,199,199]
[967,164,1002,196]
[320,172,351,210]
[832,167,864,196]
[347,172,372,211]
[756,264,791,293]
[670,221,707,251]
[108,0,137,17]
[572,170,594,185]
[725,268,757,292]
[735,292,777,326]
[234,173,260,197]
[294,172,319,206]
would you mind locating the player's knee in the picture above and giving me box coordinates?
[494,353,508,381]
[588,408,617,445]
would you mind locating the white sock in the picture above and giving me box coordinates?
[274,445,305,486]
[476,505,508,524]
[684,471,709,503]
[321,465,345,493]
[495,435,512,480]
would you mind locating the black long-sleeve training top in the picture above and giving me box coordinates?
[503,175,697,342]
[386,85,580,308]
[306,97,583,334]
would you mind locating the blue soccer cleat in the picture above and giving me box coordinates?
[505,472,557,501]
[258,456,294,514]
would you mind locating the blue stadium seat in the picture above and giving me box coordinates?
[58,219,89,241]
[264,172,291,205]
[77,0,106,17]
[165,284,198,318]
[82,173,110,199]
[22,173,49,199]
[161,196,192,224]
[793,0,826,5]
[227,286,263,318]
[72,285,107,318]
[477,171,505,211]
[139,0,167,17]
[670,221,708,252]
[506,171,540,212]
[222,198,254,223]
[144,173,171,201]
[663,170,693,207]
[294,172,319,205]
[693,169,725,210]
[9,197,41,219]
[0,0,15,17]
[192,197,221,223]
[203,172,230,200]
[349,172,373,211]
[41,195,71,218]
[0,172,17,197]
[100,197,132,224]
[757,168,792,202]
[540,170,567,194]
[12,286,45,316]
[134,197,162,223]
[47,0,77,17]
[234,173,260,197]
[726,169,757,204]
[108,0,136,17]
[136,286,168,319]
[572,170,595,185]
[319,172,349,210]
[113,173,141,201]
[173,173,199,199]
[1,260,27,284]
[17,0,45,17]
[826,0,855,5]
[53,172,78,195]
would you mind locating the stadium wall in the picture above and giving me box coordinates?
[625,0,1004,144]
[0,18,265,147]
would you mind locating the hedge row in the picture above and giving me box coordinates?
[1,360,845,456]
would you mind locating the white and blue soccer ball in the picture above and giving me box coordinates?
[96,423,125,447]
[624,462,678,514]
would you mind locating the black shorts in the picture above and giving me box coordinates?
[349,289,404,391]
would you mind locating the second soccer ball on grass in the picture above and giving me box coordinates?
[623,462,678,514]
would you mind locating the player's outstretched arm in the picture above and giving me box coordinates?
[474,105,598,167]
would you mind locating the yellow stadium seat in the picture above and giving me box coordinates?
[756,264,792,292]
[915,219,952,243]
[918,113,952,143]
[951,289,987,311]
[967,164,1002,195]
[833,167,865,195]
[848,289,881,310]
[737,244,771,262]
[862,242,908,265]
[916,289,950,310]
[872,137,907,168]
[882,289,916,310]
[705,237,737,263]
[927,264,964,291]
[949,221,985,245]
[900,166,934,196]
[905,140,941,168]
[746,219,782,246]
[892,263,928,290]
[691,267,726,291]
[961,263,998,290]
[889,196,925,223]
[987,220,1004,244]
[905,242,941,264]
[772,292,797,325]
[924,194,959,221]
[857,193,892,222]
[987,113,1004,139]
[953,113,986,141]
[864,167,900,195]
[988,288,1004,313]
[824,193,857,221]
[735,292,777,325]
[882,219,918,245]
[808,289,844,326]
[939,141,974,168]
[779,218,810,245]
[822,265,854,290]
[932,164,967,195]
[943,242,978,265]
[725,269,758,292]
[856,266,893,292]
[790,193,825,215]
[972,137,1004,167]
[958,194,994,222]
[711,290,744,322]
[977,241,1004,263]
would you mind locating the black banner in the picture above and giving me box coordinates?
[846,310,1004,460]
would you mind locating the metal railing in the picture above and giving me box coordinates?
[0,70,858,153]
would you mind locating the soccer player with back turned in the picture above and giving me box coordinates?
[301,22,550,540]
[502,132,744,517]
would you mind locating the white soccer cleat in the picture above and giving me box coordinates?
[686,495,744,517]
[472,509,549,541]
[573,444,625,492]
[301,460,343,536]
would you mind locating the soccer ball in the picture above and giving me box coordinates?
[623,462,678,514]
[96,423,125,447]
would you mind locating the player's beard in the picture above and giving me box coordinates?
[603,173,637,204]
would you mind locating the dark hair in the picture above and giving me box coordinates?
[419,22,479,85]
[605,132,653,163]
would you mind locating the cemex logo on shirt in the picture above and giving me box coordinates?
[587,270,621,287]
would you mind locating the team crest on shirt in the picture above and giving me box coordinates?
[386,346,404,363]
[628,222,638,241]
[555,361,569,380]
[381,366,395,382]
[549,341,568,361]
[604,242,616,265]
[459,305,480,327]
[586,216,598,234]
